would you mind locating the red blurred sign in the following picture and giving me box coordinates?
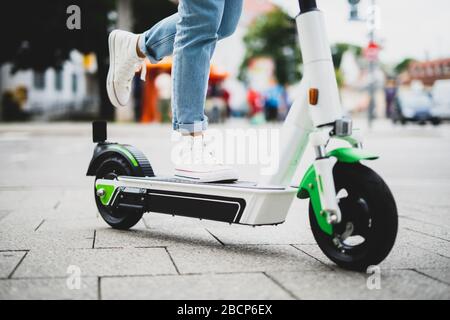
[364,41,380,62]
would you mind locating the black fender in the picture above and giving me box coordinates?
[86,143,155,177]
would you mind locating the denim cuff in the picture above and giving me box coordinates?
[173,118,209,134]
[138,33,159,64]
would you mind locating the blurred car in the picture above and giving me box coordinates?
[392,90,441,125]
[431,80,450,121]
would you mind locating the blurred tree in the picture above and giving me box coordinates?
[239,8,362,87]
[331,43,362,69]
[394,58,415,75]
[0,0,176,120]
[331,43,362,88]
[239,8,302,86]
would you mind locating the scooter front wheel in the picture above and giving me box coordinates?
[309,162,398,271]
[94,156,144,230]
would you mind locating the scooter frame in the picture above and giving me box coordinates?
[88,0,380,234]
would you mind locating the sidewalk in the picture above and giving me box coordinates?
[0,120,449,299]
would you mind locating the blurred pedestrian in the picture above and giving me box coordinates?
[247,88,263,117]
[106,0,243,182]
[222,88,231,118]
[264,84,285,122]
[385,78,398,119]
[132,75,143,122]
[155,72,172,123]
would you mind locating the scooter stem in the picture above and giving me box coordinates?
[296,10,343,126]
[260,5,343,187]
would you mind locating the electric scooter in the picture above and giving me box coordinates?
[87,0,398,271]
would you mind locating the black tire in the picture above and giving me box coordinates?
[95,156,144,230]
[309,162,398,271]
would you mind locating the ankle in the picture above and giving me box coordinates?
[136,35,146,59]
[181,132,203,137]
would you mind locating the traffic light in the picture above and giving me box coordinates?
[348,0,361,20]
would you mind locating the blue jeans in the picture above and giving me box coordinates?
[139,0,243,133]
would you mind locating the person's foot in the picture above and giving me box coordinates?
[107,30,145,108]
[174,135,239,183]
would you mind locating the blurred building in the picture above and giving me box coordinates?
[407,58,450,86]
[0,51,99,120]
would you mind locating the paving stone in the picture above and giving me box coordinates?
[0,218,146,251]
[394,187,450,226]
[0,277,98,300]
[293,244,338,268]
[295,238,450,271]
[53,189,102,219]
[0,210,10,221]
[0,251,27,278]
[380,243,450,269]
[204,223,316,246]
[416,269,450,285]
[168,244,330,274]
[0,229,94,251]
[95,217,218,248]
[1,122,450,299]
[101,273,293,300]
[202,202,316,246]
[400,229,450,259]
[0,190,60,212]
[0,214,46,233]
[267,269,450,300]
[400,217,450,241]
[37,217,108,232]
[13,248,177,278]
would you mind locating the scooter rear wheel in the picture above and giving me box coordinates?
[95,156,144,230]
[309,162,398,271]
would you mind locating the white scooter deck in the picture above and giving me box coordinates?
[96,176,298,226]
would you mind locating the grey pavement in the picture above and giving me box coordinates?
[0,119,449,300]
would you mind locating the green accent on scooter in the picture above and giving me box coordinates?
[109,145,139,167]
[96,184,116,206]
[327,148,378,163]
[299,167,333,235]
[298,148,379,235]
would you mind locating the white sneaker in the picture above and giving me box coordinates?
[174,135,239,183]
[107,30,146,108]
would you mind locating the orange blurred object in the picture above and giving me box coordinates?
[139,57,228,123]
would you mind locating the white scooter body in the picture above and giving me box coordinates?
[98,177,297,225]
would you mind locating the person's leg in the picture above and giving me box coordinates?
[138,13,179,64]
[107,0,243,111]
[139,0,243,63]
[171,0,225,134]
[209,0,243,58]
[112,0,242,181]
[171,0,244,182]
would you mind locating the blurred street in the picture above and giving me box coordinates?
[0,119,449,300]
